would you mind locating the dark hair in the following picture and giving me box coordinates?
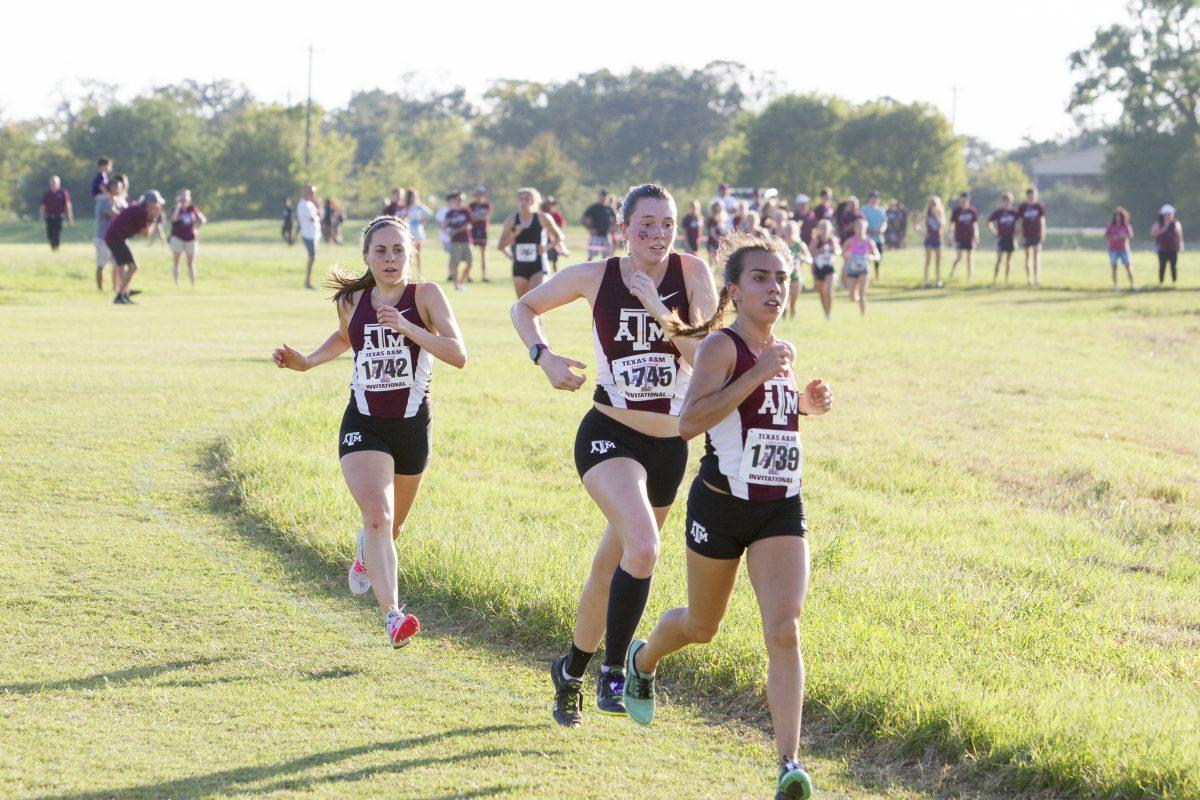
[326,216,412,306]
[1112,206,1129,226]
[109,172,127,188]
[620,183,675,225]
[97,157,110,167]
[663,232,790,338]
[405,189,417,206]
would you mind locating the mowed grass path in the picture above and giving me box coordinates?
[2,221,1198,798]
[1,225,960,800]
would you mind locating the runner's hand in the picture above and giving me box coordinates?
[751,343,792,382]
[628,271,668,319]
[273,343,308,371]
[540,352,587,391]
[800,378,832,415]
[374,303,413,335]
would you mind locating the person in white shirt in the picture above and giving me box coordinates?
[710,182,738,216]
[296,185,322,289]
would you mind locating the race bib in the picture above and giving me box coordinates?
[612,352,676,401]
[354,341,414,391]
[738,428,802,486]
[515,243,539,261]
[815,252,834,268]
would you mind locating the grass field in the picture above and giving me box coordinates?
[1,219,1197,799]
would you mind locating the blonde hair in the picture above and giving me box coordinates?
[516,187,543,207]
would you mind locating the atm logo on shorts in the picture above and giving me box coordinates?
[590,440,615,454]
[690,521,708,544]
[614,309,668,351]
[343,432,362,447]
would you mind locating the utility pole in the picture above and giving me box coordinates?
[950,85,958,131]
[304,43,313,172]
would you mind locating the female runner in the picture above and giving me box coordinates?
[272,215,467,647]
[511,184,718,727]
[621,232,832,800]
[497,186,568,299]
[842,218,881,315]
[809,219,840,320]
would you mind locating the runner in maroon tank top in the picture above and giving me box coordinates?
[621,233,833,800]
[272,215,467,649]
[511,183,719,727]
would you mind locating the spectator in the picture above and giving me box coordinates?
[988,193,1020,286]
[443,191,473,290]
[382,187,406,218]
[93,172,127,291]
[1151,204,1183,286]
[90,157,112,200]
[710,181,738,215]
[281,198,295,245]
[923,196,946,288]
[540,196,567,272]
[296,186,322,289]
[1104,206,1135,291]
[884,200,907,249]
[168,189,207,287]
[104,190,165,304]
[469,186,493,282]
[792,194,817,245]
[862,191,887,278]
[681,199,703,255]
[947,192,980,283]
[39,175,73,251]
[405,189,433,280]
[1017,187,1047,287]
[581,189,617,259]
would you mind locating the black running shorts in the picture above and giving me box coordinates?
[513,260,547,280]
[338,402,431,475]
[573,407,688,507]
[684,478,806,560]
[108,239,135,266]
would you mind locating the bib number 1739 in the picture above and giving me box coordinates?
[738,428,802,486]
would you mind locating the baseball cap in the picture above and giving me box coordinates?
[1160,203,1176,215]
[795,193,810,204]
[141,190,165,205]
[718,182,729,190]
[473,185,486,194]
[868,190,880,198]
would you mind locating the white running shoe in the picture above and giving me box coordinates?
[348,528,371,596]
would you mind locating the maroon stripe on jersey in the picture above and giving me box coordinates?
[591,253,690,415]
[348,283,428,418]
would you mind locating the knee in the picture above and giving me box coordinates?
[361,508,393,534]
[622,537,660,577]
[763,616,801,652]
[684,616,721,645]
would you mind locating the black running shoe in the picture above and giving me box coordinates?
[122,293,136,304]
[127,289,142,296]
[113,294,127,305]
[596,668,626,715]
[550,656,583,728]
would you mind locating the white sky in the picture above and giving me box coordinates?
[3,0,1128,150]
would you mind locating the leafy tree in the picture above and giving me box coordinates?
[514,132,580,201]
[968,160,1032,210]
[737,95,850,194]
[838,101,965,208]
[0,121,39,215]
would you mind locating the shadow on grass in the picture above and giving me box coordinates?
[38,724,538,800]
[0,656,226,695]
[197,441,1053,800]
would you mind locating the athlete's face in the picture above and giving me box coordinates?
[731,251,788,327]
[364,224,410,286]
[517,192,534,210]
[623,197,676,263]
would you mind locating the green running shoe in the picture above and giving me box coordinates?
[776,758,813,799]
[622,639,655,726]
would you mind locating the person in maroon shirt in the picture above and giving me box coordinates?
[947,193,980,282]
[835,196,864,243]
[1104,206,1135,291]
[39,176,73,251]
[104,190,164,304]
[169,189,208,287]
[810,187,835,226]
[541,196,567,273]
[442,192,473,291]
[987,192,1020,285]
[381,187,405,218]
[468,187,493,282]
[1016,187,1047,286]
[1150,204,1184,285]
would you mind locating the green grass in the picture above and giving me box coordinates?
[0,226,967,800]
[2,222,1197,798]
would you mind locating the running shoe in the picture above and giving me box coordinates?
[596,668,627,715]
[549,655,583,728]
[622,639,655,726]
[385,607,420,648]
[122,293,136,304]
[776,758,813,799]
[347,528,371,596]
[113,294,127,304]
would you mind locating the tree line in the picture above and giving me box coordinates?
[3,1,1196,231]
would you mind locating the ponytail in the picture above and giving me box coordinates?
[663,285,732,338]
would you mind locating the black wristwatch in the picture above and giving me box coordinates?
[530,343,549,364]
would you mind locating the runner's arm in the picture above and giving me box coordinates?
[669,254,720,365]
[541,211,569,255]
[510,262,595,390]
[677,333,761,440]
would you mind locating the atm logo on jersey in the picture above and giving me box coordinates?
[758,376,799,425]
[614,308,667,351]
[362,323,406,350]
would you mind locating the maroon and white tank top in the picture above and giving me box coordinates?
[699,328,802,501]
[348,283,432,418]
[591,254,691,415]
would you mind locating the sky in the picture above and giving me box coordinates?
[3,0,1130,151]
